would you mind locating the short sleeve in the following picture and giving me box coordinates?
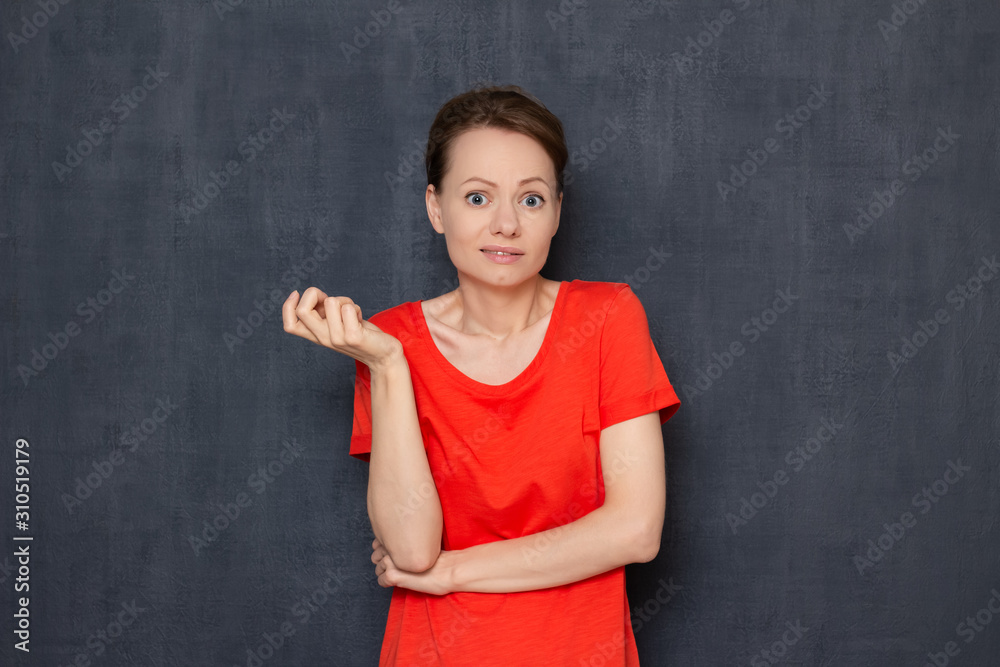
[598,284,681,431]
[349,359,372,462]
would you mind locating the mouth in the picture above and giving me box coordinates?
[481,246,524,256]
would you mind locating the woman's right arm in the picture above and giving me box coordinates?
[366,351,443,573]
[282,287,442,573]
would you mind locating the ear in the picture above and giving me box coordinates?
[553,190,563,234]
[426,184,444,234]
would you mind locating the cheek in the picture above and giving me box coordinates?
[441,231,479,266]
[441,217,479,245]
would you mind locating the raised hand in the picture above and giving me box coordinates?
[282,287,403,370]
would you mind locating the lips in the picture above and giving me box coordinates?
[481,245,524,255]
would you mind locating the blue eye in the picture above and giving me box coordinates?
[464,192,546,208]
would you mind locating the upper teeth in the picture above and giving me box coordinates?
[486,250,514,255]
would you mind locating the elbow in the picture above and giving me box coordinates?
[394,544,441,573]
[632,521,662,563]
[634,539,659,564]
[368,498,443,573]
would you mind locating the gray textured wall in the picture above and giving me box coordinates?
[2,1,999,665]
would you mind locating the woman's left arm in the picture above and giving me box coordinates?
[372,411,666,595]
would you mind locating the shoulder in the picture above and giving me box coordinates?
[362,299,419,336]
[563,279,633,311]
[562,281,652,342]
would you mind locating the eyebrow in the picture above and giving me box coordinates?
[460,176,551,190]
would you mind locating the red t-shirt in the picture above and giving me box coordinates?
[350,279,681,666]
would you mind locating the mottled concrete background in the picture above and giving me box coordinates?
[2,0,999,665]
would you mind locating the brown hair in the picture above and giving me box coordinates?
[425,84,568,199]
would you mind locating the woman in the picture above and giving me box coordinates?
[282,85,681,666]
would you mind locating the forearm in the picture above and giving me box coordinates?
[367,353,443,572]
[447,505,652,594]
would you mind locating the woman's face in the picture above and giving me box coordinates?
[426,126,562,288]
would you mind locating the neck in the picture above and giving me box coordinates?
[453,275,549,341]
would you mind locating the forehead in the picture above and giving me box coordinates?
[448,127,552,176]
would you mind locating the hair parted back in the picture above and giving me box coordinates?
[425,84,568,199]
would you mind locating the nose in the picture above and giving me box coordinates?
[489,195,521,237]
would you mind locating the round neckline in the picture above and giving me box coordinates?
[413,280,570,395]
